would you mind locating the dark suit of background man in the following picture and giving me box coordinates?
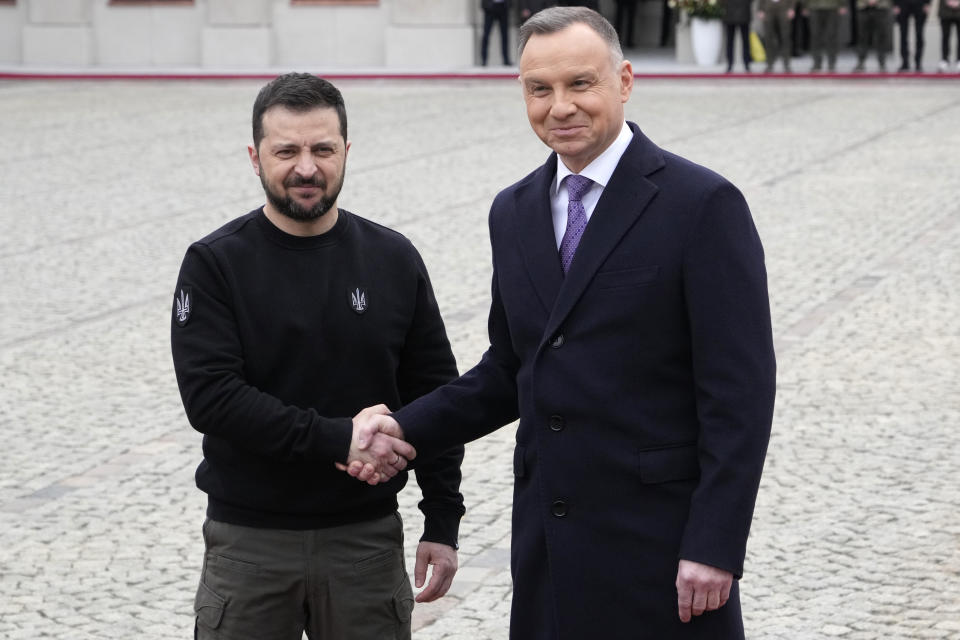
[893,0,931,71]
[481,0,513,65]
[349,7,776,639]
[724,0,755,71]
[615,0,640,47]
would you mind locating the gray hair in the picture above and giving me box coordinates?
[517,6,624,66]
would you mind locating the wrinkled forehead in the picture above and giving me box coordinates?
[260,106,343,141]
[520,24,621,75]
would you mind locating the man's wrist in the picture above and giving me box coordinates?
[421,511,462,550]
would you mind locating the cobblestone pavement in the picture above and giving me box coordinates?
[0,78,958,639]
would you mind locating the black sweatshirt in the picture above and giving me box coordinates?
[171,208,464,546]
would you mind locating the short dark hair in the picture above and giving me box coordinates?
[252,73,347,150]
[518,6,623,66]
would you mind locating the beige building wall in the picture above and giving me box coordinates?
[2,0,480,69]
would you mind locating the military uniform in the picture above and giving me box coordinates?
[854,0,893,71]
[758,0,796,70]
[806,0,846,70]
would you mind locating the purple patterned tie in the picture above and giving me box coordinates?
[559,174,593,274]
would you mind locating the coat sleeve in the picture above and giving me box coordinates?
[394,209,522,459]
[170,244,352,464]
[397,248,466,548]
[678,181,776,578]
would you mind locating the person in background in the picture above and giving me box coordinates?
[939,0,960,71]
[661,0,675,45]
[789,0,811,57]
[893,0,931,71]
[482,0,514,65]
[757,0,796,71]
[853,0,893,71]
[558,0,600,9]
[519,0,555,23]
[614,0,641,47]
[724,0,755,72]
[805,0,847,71]
[847,0,860,44]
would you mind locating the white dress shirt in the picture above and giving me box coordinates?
[550,122,634,249]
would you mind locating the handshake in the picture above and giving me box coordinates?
[335,404,413,485]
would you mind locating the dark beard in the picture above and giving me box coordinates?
[261,171,344,222]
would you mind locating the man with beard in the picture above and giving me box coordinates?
[170,73,465,640]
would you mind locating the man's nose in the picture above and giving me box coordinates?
[294,150,318,176]
[549,91,577,119]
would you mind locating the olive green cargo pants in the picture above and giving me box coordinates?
[194,513,413,640]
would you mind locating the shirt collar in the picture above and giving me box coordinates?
[552,122,634,196]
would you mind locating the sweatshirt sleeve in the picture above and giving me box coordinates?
[171,244,353,464]
[398,249,466,548]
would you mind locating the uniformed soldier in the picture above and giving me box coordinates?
[757,0,797,71]
[804,0,848,71]
[854,0,894,71]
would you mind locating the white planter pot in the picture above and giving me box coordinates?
[690,17,723,67]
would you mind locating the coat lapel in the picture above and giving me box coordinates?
[513,153,564,314]
[542,125,665,344]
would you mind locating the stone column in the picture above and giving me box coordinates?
[0,1,27,64]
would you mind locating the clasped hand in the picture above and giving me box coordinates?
[335,404,414,485]
[336,407,458,601]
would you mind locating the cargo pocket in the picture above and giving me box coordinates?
[637,443,700,484]
[392,578,415,624]
[194,580,226,631]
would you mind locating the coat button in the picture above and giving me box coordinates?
[551,500,568,518]
[550,333,564,348]
[549,415,565,432]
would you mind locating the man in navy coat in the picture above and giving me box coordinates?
[349,7,776,638]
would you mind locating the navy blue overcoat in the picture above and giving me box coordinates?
[398,123,776,639]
